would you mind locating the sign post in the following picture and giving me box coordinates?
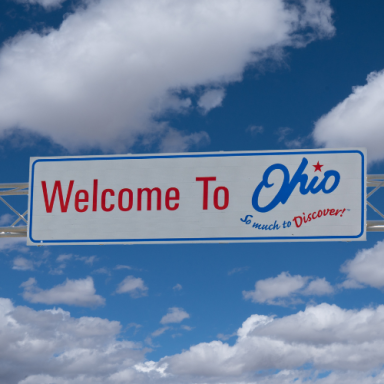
[26,149,366,245]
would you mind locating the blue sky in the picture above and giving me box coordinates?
[1,0,384,383]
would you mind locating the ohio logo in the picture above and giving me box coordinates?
[252,157,340,213]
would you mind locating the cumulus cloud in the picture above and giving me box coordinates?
[313,70,384,163]
[0,298,144,384]
[302,277,334,295]
[12,257,35,271]
[21,276,105,307]
[160,307,190,324]
[198,89,225,114]
[1,299,384,383]
[116,276,148,298]
[153,303,384,378]
[15,0,66,10]
[0,0,334,152]
[341,240,384,289]
[243,272,333,305]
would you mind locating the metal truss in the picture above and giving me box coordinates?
[367,175,384,232]
[0,183,28,238]
[0,175,383,239]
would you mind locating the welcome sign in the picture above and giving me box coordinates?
[27,149,366,245]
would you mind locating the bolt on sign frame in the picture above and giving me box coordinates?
[0,149,383,243]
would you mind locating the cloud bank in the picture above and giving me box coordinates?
[0,0,334,152]
[1,299,383,383]
[313,70,384,163]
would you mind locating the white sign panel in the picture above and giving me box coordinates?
[28,149,366,245]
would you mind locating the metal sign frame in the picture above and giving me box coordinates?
[0,154,383,241]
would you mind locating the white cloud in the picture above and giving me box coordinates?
[0,237,28,252]
[0,0,334,152]
[15,0,67,10]
[243,272,333,305]
[152,327,170,337]
[12,257,35,271]
[21,276,105,307]
[57,254,72,262]
[302,277,334,295]
[50,253,72,274]
[116,276,148,298]
[1,299,384,383]
[341,240,384,289]
[160,307,190,324]
[243,272,307,304]
[115,265,132,270]
[153,303,384,378]
[313,69,384,163]
[0,213,14,226]
[198,89,225,114]
[158,129,209,153]
[172,284,182,291]
[77,255,98,265]
[93,267,110,275]
[0,298,144,384]
[217,332,236,341]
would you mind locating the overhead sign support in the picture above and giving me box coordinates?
[1,149,383,242]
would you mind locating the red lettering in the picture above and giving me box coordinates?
[92,179,98,211]
[293,216,303,228]
[196,177,216,210]
[213,186,229,210]
[101,189,115,212]
[41,180,74,213]
[118,189,133,211]
[75,190,89,212]
[293,208,346,227]
[165,188,179,211]
[138,188,161,211]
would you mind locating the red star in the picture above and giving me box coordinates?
[313,161,324,172]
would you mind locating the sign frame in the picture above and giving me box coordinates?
[28,149,366,245]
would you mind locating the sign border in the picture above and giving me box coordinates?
[28,149,366,245]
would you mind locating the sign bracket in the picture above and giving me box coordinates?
[367,175,384,232]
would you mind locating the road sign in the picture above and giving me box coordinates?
[27,149,366,245]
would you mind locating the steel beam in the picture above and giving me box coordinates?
[0,183,28,238]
